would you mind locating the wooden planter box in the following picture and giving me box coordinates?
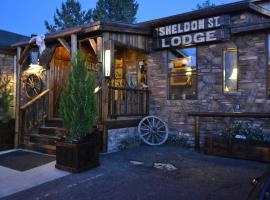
[55,129,101,173]
[204,135,270,163]
[0,119,15,151]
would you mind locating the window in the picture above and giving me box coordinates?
[168,47,197,100]
[224,48,238,93]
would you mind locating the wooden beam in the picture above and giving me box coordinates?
[88,39,97,54]
[57,38,71,54]
[18,45,30,65]
[15,47,22,148]
[71,34,77,58]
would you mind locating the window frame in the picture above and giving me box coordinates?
[166,47,198,100]
[223,48,239,94]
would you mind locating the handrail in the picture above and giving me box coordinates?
[109,86,149,92]
[20,89,50,110]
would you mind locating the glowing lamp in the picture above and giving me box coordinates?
[229,68,238,80]
[104,50,111,77]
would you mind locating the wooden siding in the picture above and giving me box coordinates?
[109,33,149,52]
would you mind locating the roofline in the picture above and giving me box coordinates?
[139,1,270,27]
[12,21,151,48]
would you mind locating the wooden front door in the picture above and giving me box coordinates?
[50,47,71,117]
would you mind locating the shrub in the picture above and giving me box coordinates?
[59,50,97,143]
[0,72,13,124]
[225,121,270,142]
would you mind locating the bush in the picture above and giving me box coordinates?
[225,121,270,142]
[59,50,97,143]
[0,72,13,124]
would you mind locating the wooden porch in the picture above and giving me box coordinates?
[13,22,151,153]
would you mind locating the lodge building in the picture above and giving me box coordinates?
[10,0,270,153]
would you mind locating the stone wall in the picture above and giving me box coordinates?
[108,127,140,153]
[0,52,15,115]
[147,30,268,146]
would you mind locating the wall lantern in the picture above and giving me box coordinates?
[104,49,111,77]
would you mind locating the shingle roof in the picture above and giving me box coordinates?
[0,29,28,50]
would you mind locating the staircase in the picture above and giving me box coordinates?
[23,118,63,155]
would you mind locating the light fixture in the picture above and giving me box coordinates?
[229,68,238,80]
[104,50,111,77]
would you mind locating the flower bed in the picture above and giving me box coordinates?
[204,121,270,163]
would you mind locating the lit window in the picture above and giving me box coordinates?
[168,47,197,100]
[224,48,238,93]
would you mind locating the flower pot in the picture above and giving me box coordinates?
[55,129,101,173]
[0,119,15,151]
[204,135,270,163]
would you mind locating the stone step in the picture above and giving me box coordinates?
[45,118,63,128]
[23,143,56,155]
[39,127,61,136]
[29,134,60,146]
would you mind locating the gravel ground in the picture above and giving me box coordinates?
[1,145,268,200]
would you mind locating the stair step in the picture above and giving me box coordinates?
[23,143,56,155]
[45,118,63,128]
[39,127,62,136]
[29,134,60,146]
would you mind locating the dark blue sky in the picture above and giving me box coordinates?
[1,0,237,36]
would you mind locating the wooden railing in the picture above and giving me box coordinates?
[19,89,50,144]
[108,87,149,117]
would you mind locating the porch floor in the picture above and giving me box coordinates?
[2,145,267,200]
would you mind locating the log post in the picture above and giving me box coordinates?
[195,116,200,152]
[71,34,77,59]
[100,33,109,153]
[14,47,22,148]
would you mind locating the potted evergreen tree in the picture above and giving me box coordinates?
[0,72,14,150]
[55,50,100,173]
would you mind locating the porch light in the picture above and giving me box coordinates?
[27,63,43,74]
[104,50,111,77]
[229,68,238,80]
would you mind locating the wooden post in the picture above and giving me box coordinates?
[71,34,77,59]
[195,116,200,152]
[14,47,22,148]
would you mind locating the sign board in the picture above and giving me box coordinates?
[154,15,230,49]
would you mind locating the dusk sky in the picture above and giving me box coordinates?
[1,0,237,36]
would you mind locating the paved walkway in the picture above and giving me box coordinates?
[1,146,268,200]
[0,149,69,198]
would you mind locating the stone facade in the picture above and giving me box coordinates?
[147,12,270,145]
[108,127,140,153]
[0,52,15,115]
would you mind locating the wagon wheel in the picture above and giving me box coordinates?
[24,74,42,98]
[138,116,169,146]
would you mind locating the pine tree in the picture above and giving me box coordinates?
[45,0,92,32]
[59,50,97,142]
[196,0,216,10]
[0,73,13,124]
[93,0,139,23]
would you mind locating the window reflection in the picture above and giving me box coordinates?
[224,48,238,93]
[168,47,197,100]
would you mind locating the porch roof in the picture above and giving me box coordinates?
[12,21,151,48]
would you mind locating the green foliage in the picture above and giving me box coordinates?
[45,0,92,32]
[226,121,270,142]
[59,50,97,143]
[196,0,216,10]
[93,0,139,23]
[0,73,13,124]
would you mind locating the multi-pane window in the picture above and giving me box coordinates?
[168,47,197,100]
[224,48,238,93]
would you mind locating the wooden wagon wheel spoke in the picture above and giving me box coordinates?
[138,116,169,146]
[24,74,42,99]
